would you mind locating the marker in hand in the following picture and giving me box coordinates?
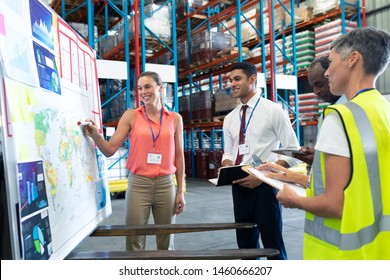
[77,121,92,126]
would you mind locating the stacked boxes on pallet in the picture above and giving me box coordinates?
[154,51,172,65]
[179,95,191,122]
[116,2,172,51]
[273,2,292,30]
[110,91,136,121]
[286,30,315,72]
[225,7,269,46]
[176,0,209,18]
[313,0,357,16]
[177,40,189,71]
[116,18,132,46]
[191,30,231,65]
[265,39,284,76]
[164,83,174,108]
[215,90,240,115]
[144,3,172,40]
[315,19,357,58]
[289,92,319,122]
[99,34,118,55]
[285,5,314,26]
[192,91,215,120]
[179,91,215,122]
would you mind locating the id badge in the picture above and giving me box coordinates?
[147,152,162,164]
[238,143,250,155]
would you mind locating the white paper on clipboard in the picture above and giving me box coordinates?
[244,167,307,197]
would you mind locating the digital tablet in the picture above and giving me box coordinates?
[271,149,306,157]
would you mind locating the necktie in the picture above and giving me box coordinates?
[235,105,248,165]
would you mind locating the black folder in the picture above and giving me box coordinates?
[209,165,250,186]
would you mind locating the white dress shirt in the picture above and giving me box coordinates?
[222,93,300,167]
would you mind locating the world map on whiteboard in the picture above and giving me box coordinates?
[6,77,110,259]
[33,108,98,211]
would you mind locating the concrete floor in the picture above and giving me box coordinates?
[72,177,305,259]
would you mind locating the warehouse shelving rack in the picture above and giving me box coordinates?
[291,0,365,143]
[52,0,365,179]
[177,0,365,177]
[139,0,179,112]
[177,0,295,177]
[267,0,299,142]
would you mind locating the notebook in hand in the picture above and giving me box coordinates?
[208,165,250,186]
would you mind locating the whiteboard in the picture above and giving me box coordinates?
[0,0,111,260]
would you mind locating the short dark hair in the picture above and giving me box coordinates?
[231,62,257,78]
[330,27,390,76]
[310,56,330,70]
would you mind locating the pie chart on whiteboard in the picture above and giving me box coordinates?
[32,225,45,255]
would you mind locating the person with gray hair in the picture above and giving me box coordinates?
[260,27,390,259]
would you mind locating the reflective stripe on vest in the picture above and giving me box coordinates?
[305,101,390,250]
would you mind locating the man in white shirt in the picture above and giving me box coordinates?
[221,62,300,259]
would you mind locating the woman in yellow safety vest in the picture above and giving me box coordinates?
[258,27,390,260]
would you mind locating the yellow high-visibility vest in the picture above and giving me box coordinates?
[304,89,390,260]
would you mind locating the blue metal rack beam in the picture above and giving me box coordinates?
[139,0,178,112]
[267,0,299,143]
[60,0,132,174]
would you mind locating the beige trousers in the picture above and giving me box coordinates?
[125,173,176,250]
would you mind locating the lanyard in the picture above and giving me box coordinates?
[354,88,374,98]
[144,106,163,150]
[239,97,261,138]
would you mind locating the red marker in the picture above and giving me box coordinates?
[77,121,92,126]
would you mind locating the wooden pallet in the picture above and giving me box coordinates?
[314,4,357,17]
[190,59,211,67]
[243,34,262,43]
[215,109,234,116]
[190,118,213,124]
[217,47,249,58]
[285,17,305,27]
[213,115,226,122]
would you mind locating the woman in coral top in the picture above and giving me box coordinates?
[85,71,185,250]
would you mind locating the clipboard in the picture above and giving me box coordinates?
[208,165,251,186]
[242,166,307,197]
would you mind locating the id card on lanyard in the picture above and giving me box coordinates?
[145,107,163,165]
[238,143,250,155]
